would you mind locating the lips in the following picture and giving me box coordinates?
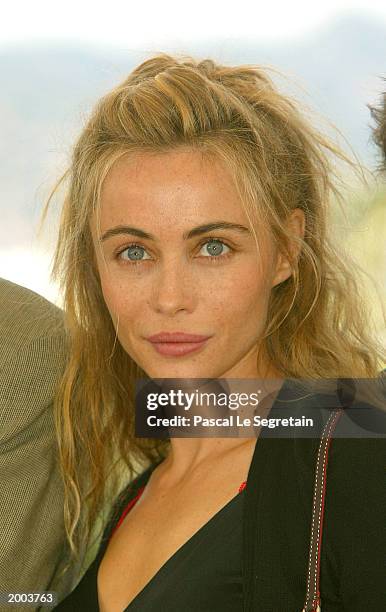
[146,332,212,343]
[145,332,212,357]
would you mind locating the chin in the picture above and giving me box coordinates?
[145,365,217,381]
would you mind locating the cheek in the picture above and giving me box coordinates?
[210,262,271,317]
[99,273,136,329]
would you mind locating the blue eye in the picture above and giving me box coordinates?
[118,245,151,262]
[199,239,231,260]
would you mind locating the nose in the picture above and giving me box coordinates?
[150,257,196,315]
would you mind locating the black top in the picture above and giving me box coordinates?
[54,470,245,611]
[55,377,386,611]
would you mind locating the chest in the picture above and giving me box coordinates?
[97,458,251,611]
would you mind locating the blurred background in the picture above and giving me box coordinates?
[0,0,385,342]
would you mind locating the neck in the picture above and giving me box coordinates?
[157,376,284,483]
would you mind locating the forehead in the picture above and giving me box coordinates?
[97,148,248,227]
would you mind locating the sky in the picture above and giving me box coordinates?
[1,0,386,49]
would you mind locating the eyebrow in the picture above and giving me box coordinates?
[100,221,252,242]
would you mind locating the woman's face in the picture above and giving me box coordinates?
[91,148,300,380]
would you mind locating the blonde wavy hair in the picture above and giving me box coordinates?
[369,83,386,170]
[43,52,386,561]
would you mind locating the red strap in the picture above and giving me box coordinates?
[110,486,145,539]
[239,480,247,493]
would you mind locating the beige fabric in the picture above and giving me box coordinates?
[0,278,84,609]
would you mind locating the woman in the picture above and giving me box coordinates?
[49,53,386,610]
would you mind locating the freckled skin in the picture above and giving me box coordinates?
[91,148,304,381]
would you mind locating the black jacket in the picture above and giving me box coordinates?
[56,377,386,611]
